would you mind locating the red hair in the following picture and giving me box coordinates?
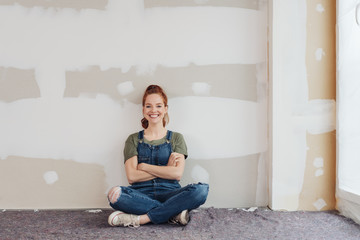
[141,85,169,129]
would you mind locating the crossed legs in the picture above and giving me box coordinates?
[107,183,209,225]
[107,186,151,225]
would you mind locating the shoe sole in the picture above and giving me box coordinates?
[180,210,190,225]
[108,211,124,226]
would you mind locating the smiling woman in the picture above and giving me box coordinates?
[141,85,169,130]
[106,85,209,227]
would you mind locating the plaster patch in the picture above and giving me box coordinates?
[315,48,325,61]
[313,157,324,168]
[191,82,211,96]
[43,171,58,185]
[293,99,336,135]
[315,169,324,177]
[117,81,134,96]
[191,164,210,183]
[313,198,327,210]
[316,4,325,13]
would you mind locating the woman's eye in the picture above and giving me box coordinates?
[146,106,151,108]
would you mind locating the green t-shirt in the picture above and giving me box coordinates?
[123,131,188,163]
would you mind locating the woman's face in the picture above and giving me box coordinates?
[143,93,168,126]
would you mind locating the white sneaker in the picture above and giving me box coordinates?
[169,210,190,226]
[108,211,140,228]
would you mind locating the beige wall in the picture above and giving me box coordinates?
[299,0,336,210]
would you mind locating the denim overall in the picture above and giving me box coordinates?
[109,130,209,224]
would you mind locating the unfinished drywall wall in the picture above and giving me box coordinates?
[270,0,336,211]
[0,0,268,209]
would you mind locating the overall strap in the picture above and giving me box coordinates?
[166,130,173,143]
[138,130,144,143]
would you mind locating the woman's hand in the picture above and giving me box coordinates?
[167,152,182,167]
[137,163,148,171]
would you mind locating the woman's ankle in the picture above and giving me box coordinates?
[139,214,151,225]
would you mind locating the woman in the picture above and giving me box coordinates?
[107,85,209,227]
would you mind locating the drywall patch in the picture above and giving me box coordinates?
[191,164,210,183]
[313,157,324,177]
[192,82,211,96]
[315,169,324,177]
[0,67,40,102]
[316,4,325,13]
[293,99,336,135]
[313,157,324,168]
[43,171,58,185]
[117,81,134,96]
[313,198,327,210]
[315,48,325,61]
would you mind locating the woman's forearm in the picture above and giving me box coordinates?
[127,168,156,184]
[138,164,182,181]
[125,156,156,184]
[138,156,185,181]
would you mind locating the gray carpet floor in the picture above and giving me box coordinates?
[1,208,360,240]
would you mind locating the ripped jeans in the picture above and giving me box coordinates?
[109,179,209,224]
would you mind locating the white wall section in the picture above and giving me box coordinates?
[337,0,360,224]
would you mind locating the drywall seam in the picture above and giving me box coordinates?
[0,96,267,162]
[0,0,266,100]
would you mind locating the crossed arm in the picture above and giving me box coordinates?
[124,152,186,184]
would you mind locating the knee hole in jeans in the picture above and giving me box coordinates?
[107,186,121,204]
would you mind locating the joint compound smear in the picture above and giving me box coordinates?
[43,171,59,185]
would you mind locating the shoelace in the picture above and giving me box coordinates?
[123,215,140,228]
